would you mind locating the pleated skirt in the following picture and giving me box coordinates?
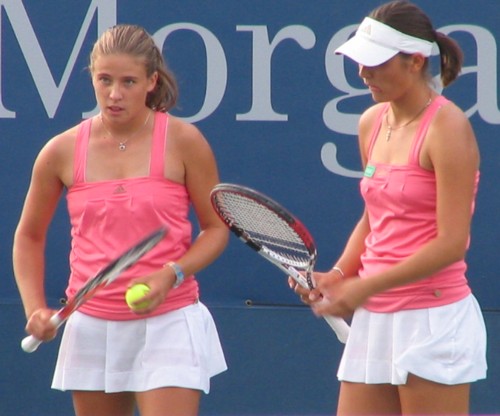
[52,302,227,394]
[338,294,487,385]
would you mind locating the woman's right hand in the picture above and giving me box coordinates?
[288,271,333,305]
[25,308,58,342]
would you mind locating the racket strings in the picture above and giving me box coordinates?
[215,192,312,267]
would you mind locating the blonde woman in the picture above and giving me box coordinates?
[14,24,228,416]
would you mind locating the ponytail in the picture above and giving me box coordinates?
[434,31,464,87]
[371,1,465,88]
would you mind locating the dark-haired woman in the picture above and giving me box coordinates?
[291,1,487,414]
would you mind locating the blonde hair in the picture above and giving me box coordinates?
[89,24,178,111]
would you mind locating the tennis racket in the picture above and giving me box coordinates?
[210,183,350,343]
[21,227,167,353]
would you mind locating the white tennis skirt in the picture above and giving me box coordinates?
[52,302,227,394]
[338,294,487,385]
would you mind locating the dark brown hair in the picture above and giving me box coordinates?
[89,24,178,112]
[370,0,463,86]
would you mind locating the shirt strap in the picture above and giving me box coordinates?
[73,118,93,184]
[150,112,169,178]
[409,95,450,166]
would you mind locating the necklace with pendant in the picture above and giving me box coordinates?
[100,111,151,151]
[385,96,432,141]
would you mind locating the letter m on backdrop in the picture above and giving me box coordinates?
[0,0,116,118]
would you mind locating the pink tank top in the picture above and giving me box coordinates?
[359,96,478,312]
[65,112,199,320]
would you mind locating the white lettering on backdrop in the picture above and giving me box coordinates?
[0,1,498,177]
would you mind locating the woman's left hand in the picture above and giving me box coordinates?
[126,267,176,315]
[311,275,371,318]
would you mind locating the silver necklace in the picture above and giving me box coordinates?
[100,111,151,151]
[385,97,432,141]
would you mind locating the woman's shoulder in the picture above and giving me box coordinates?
[163,114,217,181]
[166,115,192,133]
[427,96,473,142]
[359,102,386,126]
[358,102,386,142]
[31,123,81,185]
[40,123,79,157]
[166,114,209,152]
[425,97,478,168]
[433,97,468,124]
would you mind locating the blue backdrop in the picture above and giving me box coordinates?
[1,1,498,415]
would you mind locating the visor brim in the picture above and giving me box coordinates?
[335,35,399,67]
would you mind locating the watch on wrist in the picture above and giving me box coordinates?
[165,261,185,288]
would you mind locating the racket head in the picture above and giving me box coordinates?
[59,226,167,320]
[210,183,317,271]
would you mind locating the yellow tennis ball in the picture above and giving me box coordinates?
[125,283,151,310]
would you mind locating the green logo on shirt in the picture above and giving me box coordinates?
[364,165,376,178]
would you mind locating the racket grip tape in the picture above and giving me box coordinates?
[21,334,43,353]
[21,313,63,353]
[324,316,350,344]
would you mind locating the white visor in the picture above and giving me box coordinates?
[335,17,434,66]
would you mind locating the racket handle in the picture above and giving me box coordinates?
[21,335,43,353]
[324,315,350,344]
[21,313,63,353]
[286,266,350,343]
